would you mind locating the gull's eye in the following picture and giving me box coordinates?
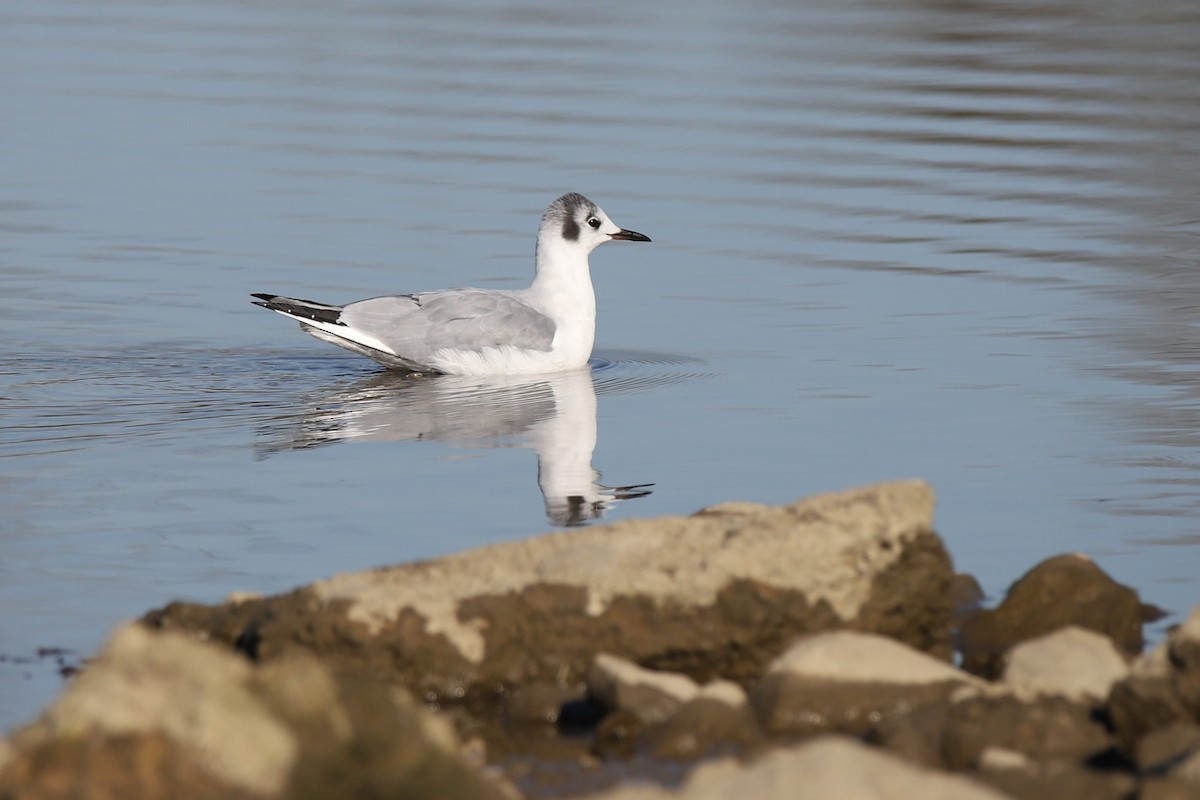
[587,216,601,229]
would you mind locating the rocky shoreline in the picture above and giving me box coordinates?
[2,480,1198,799]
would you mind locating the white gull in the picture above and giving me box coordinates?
[251,193,650,376]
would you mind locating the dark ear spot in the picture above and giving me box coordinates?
[562,215,580,242]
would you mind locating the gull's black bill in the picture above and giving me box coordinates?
[610,228,651,242]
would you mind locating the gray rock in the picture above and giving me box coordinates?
[752,631,981,736]
[1002,626,1129,703]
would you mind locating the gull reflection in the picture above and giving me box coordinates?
[256,367,652,526]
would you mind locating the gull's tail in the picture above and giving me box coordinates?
[251,292,428,373]
[251,293,344,325]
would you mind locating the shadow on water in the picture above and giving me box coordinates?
[253,351,713,527]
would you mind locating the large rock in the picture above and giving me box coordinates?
[959,554,1144,679]
[145,481,953,707]
[582,736,1011,800]
[0,625,509,800]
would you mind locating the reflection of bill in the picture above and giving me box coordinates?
[256,368,651,527]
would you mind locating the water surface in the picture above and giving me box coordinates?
[3,0,1199,729]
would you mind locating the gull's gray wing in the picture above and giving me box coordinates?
[339,289,556,366]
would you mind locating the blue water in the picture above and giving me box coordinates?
[3,0,1199,730]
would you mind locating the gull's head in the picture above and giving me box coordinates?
[539,193,651,257]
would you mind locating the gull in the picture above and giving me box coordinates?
[251,193,650,376]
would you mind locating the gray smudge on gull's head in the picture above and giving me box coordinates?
[310,480,938,664]
[542,192,598,243]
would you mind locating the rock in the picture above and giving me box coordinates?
[592,678,762,763]
[1140,777,1200,800]
[1136,722,1200,778]
[1169,748,1200,786]
[1167,606,1200,720]
[145,480,954,710]
[959,554,1145,679]
[975,759,1135,800]
[0,624,510,800]
[946,694,1113,768]
[977,746,1034,771]
[642,681,764,760]
[872,692,1113,772]
[1108,644,1191,751]
[1002,626,1129,703]
[582,736,1012,800]
[593,708,650,760]
[951,572,986,629]
[587,653,700,723]
[1107,606,1200,755]
[2,625,296,798]
[752,631,982,736]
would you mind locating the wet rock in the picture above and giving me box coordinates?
[752,630,982,737]
[587,653,700,724]
[1002,626,1129,703]
[593,708,650,760]
[145,480,953,710]
[959,554,1144,679]
[582,736,1012,800]
[0,624,511,800]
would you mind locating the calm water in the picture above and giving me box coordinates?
[2,0,1199,729]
